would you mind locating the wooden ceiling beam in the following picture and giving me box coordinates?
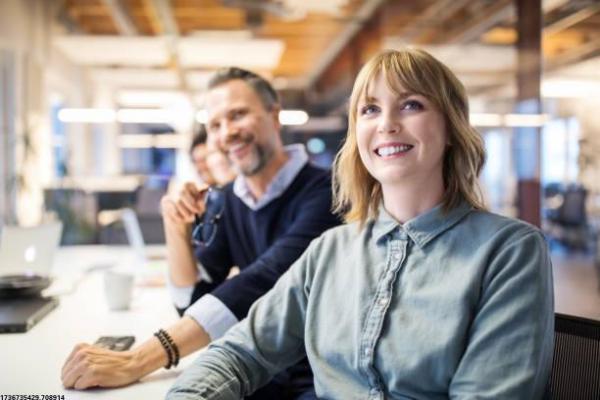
[546,34,600,71]
[146,0,194,103]
[442,0,513,44]
[545,3,600,36]
[102,0,138,35]
[139,0,164,34]
[172,7,245,17]
[306,0,387,89]
[148,0,179,35]
[67,5,111,17]
[307,3,385,115]
[399,0,471,44]
[76,15,120,34]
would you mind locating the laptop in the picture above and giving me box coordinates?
[0,297,59,333]
[0,222,62,333]
[0,222,63,277]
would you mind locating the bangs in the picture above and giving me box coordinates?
[381,54,437,103]
[353,52,440,113]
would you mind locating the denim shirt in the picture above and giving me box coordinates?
[167,202,554,400]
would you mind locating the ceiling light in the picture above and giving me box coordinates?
[53,36,169,67]
[116,109,173,124]
[178,38,284,69]
[279,110,309,125]
[58,108,116,123]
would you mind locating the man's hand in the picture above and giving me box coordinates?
[61,343,142,389]
[161,182,209,226]
[61,318,211,390]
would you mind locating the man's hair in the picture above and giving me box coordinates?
[332,48,487,226]
[207,67,280,110]
[189,125,208,156]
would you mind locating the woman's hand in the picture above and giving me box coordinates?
[61,343,143,389]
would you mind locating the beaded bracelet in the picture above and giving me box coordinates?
[158,328,180,367]
[153,330,174,369]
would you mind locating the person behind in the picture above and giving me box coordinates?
[189,125,236,187]
[61,67,341,397]
[166,49,555,399]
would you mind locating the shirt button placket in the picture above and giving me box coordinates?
[369,387,383,400]
[378,296,388,307]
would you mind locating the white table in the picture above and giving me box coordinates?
[0,245,194,398]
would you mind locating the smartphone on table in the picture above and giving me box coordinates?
[94,336,135,351]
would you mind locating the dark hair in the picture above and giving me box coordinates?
[207,67,280,110]
[189,125,208,156]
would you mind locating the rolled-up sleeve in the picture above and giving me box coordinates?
[184,294,239,341]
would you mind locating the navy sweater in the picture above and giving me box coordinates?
[189,163,341,320]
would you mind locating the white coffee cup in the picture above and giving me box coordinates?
[103,270,134,311]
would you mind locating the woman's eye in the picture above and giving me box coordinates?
[402,100,424,111]
[360,104,379,115]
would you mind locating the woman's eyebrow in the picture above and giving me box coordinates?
[395,91,415,100]
[362,91,416,103]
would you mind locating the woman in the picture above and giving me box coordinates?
[167,49,554,399]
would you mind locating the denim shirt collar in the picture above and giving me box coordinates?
[372,200,472,248]
[233,144,309,211]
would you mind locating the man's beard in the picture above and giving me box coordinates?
[236,143,272,177]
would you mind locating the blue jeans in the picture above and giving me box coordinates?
[246,357,316,400]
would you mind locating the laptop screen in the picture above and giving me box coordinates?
[0,222,63,277]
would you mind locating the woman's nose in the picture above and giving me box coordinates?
[377,111,400,134]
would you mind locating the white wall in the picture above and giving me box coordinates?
[0,0,90,225]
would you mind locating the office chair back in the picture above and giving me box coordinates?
[546,313,600,399]
[558,187,587,226]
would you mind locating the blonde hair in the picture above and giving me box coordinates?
[332,48,486,226]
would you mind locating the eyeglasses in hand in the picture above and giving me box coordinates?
[192,187,225,247]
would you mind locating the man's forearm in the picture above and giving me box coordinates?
[134,316,211,377]
[164,219,199,287]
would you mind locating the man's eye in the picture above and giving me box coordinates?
[402,100,424,111]
[231,109,246,119]
[359,104,379,115]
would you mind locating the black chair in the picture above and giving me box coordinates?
[545,313,600,399]
[545,185,590,250]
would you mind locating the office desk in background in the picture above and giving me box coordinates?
[0,246,193,398]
